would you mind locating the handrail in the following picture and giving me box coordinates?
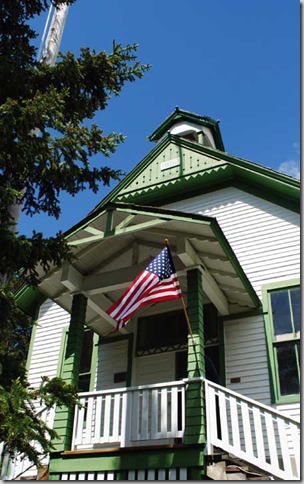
[77,378,185,398]
[204,379,300,480]
[203,378,300,423]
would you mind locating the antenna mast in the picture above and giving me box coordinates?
[8,3,70,231]
[41,2,70,65]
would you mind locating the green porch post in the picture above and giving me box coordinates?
[184,268,206,446]
[52,293,87,451]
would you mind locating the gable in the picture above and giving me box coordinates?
[94,125,299,214]
[116,136,228,202]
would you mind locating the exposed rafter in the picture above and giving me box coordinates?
[68,217,167,246]
[177,238,229,315]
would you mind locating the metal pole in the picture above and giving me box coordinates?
[41,3,70,66]
[8,3,70,233]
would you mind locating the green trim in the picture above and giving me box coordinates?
[148,107,225,151]
[185,269,206,446]
[25,320,38,372]
[64,201,260,310]
[262,278,300,292]
[15,285,46,317]
[56,328,69,377]
[220,307,264,322]
[24,296,48,372]
[262,278,300,404]
[89,332,99,392]
[210,219,261,307]
[52,294,87,451]
[83,135,174,218]
[105,208,114,236]
[49,446,205,474]
[114,173,300,214]
[88,128,299,215]
[218,318,226,387]
[63,126,299,239]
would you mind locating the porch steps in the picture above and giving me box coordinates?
[207,455,273,481]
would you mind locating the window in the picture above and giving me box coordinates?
[78,329,94,392]
[136,310,188,356]
[263,281,300,402]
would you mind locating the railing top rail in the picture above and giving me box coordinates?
[77,379,186,398]
[204,378,300,425]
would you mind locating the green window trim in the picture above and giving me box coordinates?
[57,327,99,392]
[262,279,300,404]
[24,296,48,372]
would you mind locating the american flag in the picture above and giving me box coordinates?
[106,245,182,330]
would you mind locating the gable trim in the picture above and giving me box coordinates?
[92,135,299,215]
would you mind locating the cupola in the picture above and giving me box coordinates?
[148,107,225,151]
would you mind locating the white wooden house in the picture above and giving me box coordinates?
[6,108,300,480]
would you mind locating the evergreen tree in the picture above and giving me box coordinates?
[0,0,150,466]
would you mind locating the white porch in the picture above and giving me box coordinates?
[71,378,300,481]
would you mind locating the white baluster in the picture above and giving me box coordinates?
[276,416,293,478]
[151,388,159,439]
[111,393,121,442]
[264,412,279,471]
[160,387,168,437]
[252,406,266,465]
[229,396,241,453]
[93,395,103,443]
[241,401,253,455]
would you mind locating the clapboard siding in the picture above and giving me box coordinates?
[166,187,299,416]
[165,187,300,297]
[95,340,129,391]
[276,404,300,422]
[10,301,69,480]
[224,315,271,405]
[27,299,70,387]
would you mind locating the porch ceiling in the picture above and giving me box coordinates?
[37,202,260,335]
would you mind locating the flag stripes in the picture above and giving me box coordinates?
[106,246,182,330]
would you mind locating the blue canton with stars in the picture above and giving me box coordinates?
[146,247,175,280]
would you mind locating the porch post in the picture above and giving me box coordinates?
[52,293,87,451]
[184,268,206,446]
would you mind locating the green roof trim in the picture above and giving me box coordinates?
[92,133,299,214]
[148,107,225,151]
[15,285,46,317]
[210,219,261,307]
[64,201,260,309]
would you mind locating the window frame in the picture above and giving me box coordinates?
[57,327,99,392]
[262,279,300,404]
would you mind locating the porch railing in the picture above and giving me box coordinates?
[72,378,300,480]
[72,380,185,450]
[205,379,300,480]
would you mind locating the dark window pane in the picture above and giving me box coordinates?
[137,310,187,351]
[79,330,94,374]
[276,343,299,395]
[78,373,90,392]
[205,346,221,384]
[290,288,300,332]
[204,304,218,343]
[176,351,188,380]
[270,291,292,335]
[296,341,300,367]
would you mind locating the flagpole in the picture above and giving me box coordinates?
[164,239,196,346]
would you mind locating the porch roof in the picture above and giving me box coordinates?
[37,202,260,335]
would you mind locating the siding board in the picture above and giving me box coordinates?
[166,187,299,417]
[27,300,70,387]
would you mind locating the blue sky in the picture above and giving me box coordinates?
[19,0,300,237]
